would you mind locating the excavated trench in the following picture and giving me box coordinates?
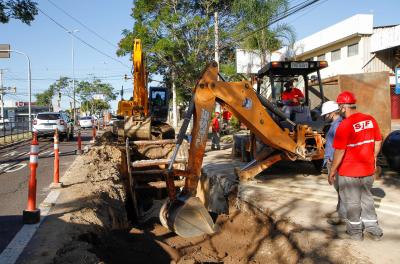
[48,132,366,264]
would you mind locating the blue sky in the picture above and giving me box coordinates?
[0,0,398,111]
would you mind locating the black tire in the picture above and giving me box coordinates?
[312,159,324,173]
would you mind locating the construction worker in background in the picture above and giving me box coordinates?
[281,80,305,119]
[321,101,345,225]
[221,107,232,135]
[329,91,383,241]
[211,112,221,150]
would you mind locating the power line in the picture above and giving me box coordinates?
[219,0,321,51]
[37,7,130,69]
[46,0,119,49]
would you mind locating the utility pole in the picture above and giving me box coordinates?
[120,85,124,100]
[0,69,4,119]
[68,29,79,121]
[214,11,219,69]
[172,70,178,129]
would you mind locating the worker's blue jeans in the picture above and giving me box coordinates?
[338,175,383,236]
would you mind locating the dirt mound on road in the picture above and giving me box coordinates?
[20,140,368,264]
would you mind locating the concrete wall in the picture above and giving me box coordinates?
[321,72,391,136]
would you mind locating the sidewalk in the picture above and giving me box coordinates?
[202,146,400,264]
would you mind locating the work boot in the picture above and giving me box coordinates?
[346,231,363,241]
[365,230,383,241]
[326,217,344,225]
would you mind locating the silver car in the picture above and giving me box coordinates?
[33,112,74,141]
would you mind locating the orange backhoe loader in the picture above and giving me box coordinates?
[157,61,326,238]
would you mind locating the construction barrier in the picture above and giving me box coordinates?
[92,125,97,141]
[76,128,83,154]
[22,132,40,224]
[51,129,63,188]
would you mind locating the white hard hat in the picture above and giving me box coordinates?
[321,101,339,116]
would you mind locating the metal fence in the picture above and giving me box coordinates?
[0,120,32,145]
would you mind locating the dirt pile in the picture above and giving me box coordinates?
[21,134,367,264]
[51,140,130,263]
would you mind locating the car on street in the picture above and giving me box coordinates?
[0,118,13,131]
[33,112,74,141]
[79,116,94,129]
[107,115,118,126]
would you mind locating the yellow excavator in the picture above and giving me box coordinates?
[115,39,174,140]
[155,61,327,238]
[116,39,188,226]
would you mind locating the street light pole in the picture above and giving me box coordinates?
[0,49,32,130]
[68,29,79,121]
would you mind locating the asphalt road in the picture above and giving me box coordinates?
[0,130,93,254]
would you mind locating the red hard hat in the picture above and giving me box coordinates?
[336,91,356,104]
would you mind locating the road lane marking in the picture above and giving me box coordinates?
[0,163,11,171]
[2,151,20,157]
[0,190,60,264]
[39,150,52,156]
[4,163,27,173]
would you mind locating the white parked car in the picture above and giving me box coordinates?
[79,116,94,129]
[33,112,74,141]
[0,118,13,131]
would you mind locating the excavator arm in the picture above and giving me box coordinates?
[160,62,324,237]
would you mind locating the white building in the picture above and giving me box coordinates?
[273,14,400,84]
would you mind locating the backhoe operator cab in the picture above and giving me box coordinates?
[256,60,328,131]
[149,87,169,122]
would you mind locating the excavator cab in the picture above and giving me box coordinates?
[149,87,169,122]
[256,60,328,132]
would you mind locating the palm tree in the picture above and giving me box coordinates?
[232,0,296,66]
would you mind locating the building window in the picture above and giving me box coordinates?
[331,49,341,61]
[348,43,358,57]
[317,54,325,61]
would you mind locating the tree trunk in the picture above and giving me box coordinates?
[172,70,178,129]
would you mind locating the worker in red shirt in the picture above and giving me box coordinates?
[281,80,304,106]
[211,112,220,150]
[281,80,305,119]
[329,91,383,241]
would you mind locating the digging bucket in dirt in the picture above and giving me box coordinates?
[160,196,215,238]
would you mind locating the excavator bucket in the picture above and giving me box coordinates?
[160,197,215,238]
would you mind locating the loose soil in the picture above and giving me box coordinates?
[18,134,368,264]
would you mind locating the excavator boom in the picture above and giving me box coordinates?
[160,61,324,237]
[117,39,148,118]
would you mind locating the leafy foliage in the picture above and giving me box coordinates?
[117,0,294,104]
[0,0,38,25]
[35,88,54,108]
[35,77,116,114]
[76,79,117,114]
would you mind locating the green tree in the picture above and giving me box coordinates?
[35,76,70,109]
[232,0,295,66]
[117,0,237,105]
[35,88,54,110]
[76,79,116,115]
[0,0,38,25]
[117,0,294,105]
